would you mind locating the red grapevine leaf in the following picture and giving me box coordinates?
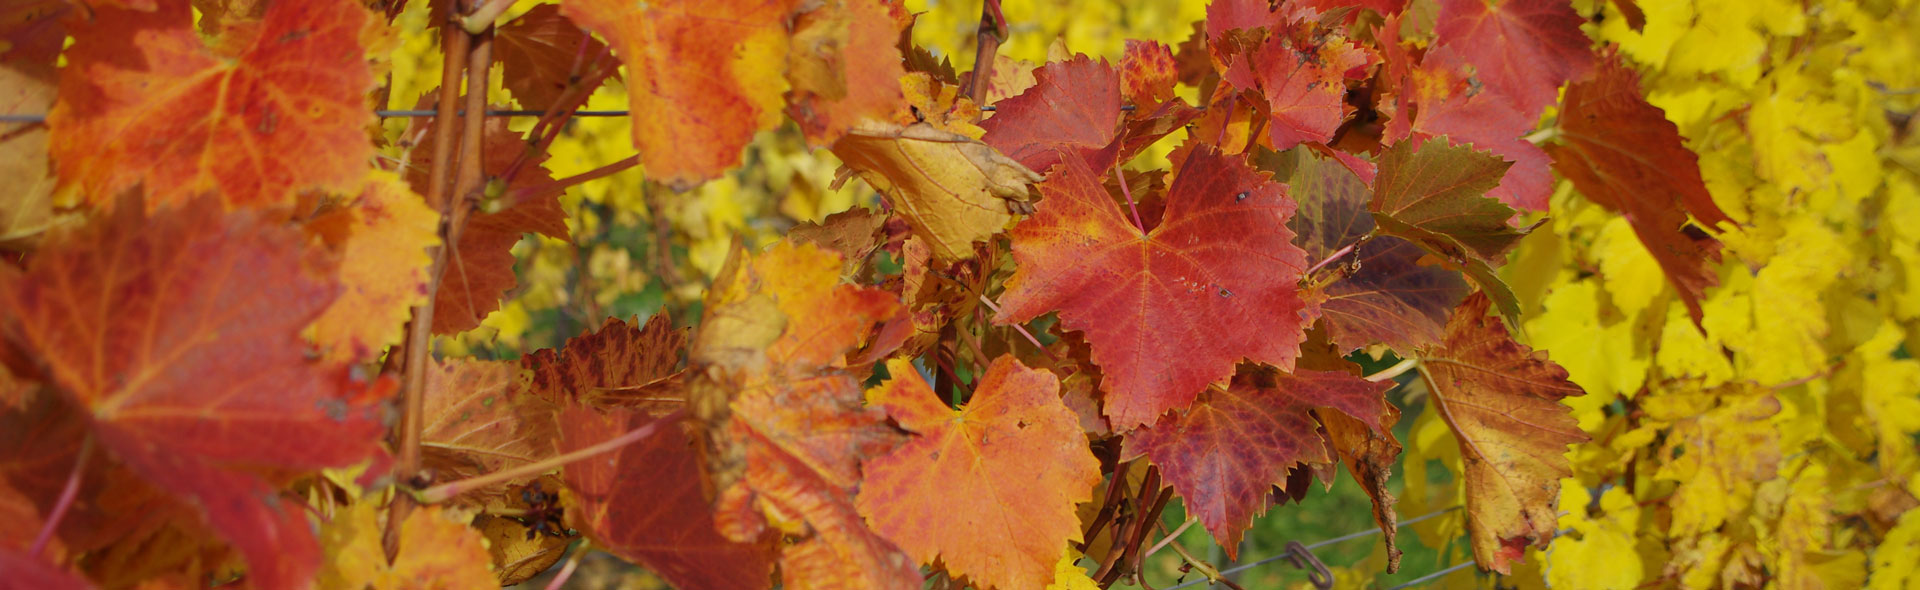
[1288,150,1468,353]
[995,146,1312,430]
[0,197,386,589]
[0,547,96,590]
[980,54,1124,176]
[1378,17,1553,212]
[561,0,799,189]
[857,357,1101,590]
[1420,292,1588,574]
[495,4,610,111]
[1547,53,1729,326]
[1130,368,1392,556]
[1221,25,1375,151]
[49,0,375,211]
[561,407,773,590]
[1432,0,1595,120]
[523,314,686,410]
[405,113,569,334]
[786,0,910,147]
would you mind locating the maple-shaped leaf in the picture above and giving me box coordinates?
[980,55,1124,175]
[1431,0,1593,121]
[1219,11,1377,151]
[1420,292,1587,574]
[1370,138,1530,320]
[1287,149,1469,353]
[786,0,909,147]
[1129,367,1391,556]
[404,111,569,334]
[305,173,440,363]
[418,358,557,501]
[316,502,497,590]
[1376,17,1552,212]
[0,0,61,245]
[1547,54,1729,326]
[49,0,375,210]
[561,406,773,590]
[0,380,174,555]
[996,146,1313,429]
[857,357,1101,590]
[689,241,917,590]
[562,0,797,190]
[0,197,386,589]
[495,4,611,111]
[524,314,686,409]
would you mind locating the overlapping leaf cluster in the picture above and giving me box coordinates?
[0,0,1914,589]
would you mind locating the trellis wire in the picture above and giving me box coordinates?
[0,103,1128,124]
[1164,505,1461,590]
[1163,506,1571,590]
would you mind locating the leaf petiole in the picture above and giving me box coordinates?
[28,433,93,557]
[416,409,687,504]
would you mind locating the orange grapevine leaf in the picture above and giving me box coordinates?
[419,358,557,501]
[1121,40,1178,110]
[561,0,798,189]
[980,55,1123,175]
[560,406,773,590]
[0,197,387,589]
[995,146,1312,429]
[524,314,686,410]
[1548,53,1729,326]
[1289,150,1468,353]
[49,0,376,211]
[1420,292,1587,574]
[494,4,609,111]
[306,173,440,363]
[786,0,909,146]
[689,241,917,590]
[1322,398,1404,571]
[1129,368,1391,556]
[857,357,1100,590]
[0,0,62,244]
[1432,0,1594,120]
[316,502,497,590]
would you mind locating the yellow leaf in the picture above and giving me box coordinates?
[1045,551,1100,590]
[1547,485,1644,590]
[832,121,1042,261]
[1873,507,1920,590]
[317,502,496,590]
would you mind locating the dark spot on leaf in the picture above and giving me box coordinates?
[1219,288,1233,298]
[1235,191,1249,202]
